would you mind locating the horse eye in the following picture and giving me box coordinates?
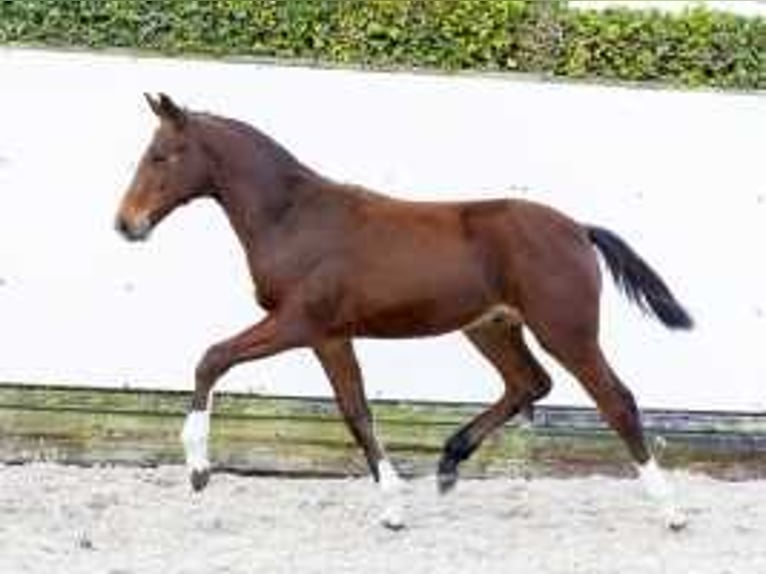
[149,153,167,164]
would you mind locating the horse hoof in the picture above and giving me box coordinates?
[190,468,210,492]
[382,518,406,532]
[437,471,458,495]
[666,511,688,532]
[380,507,406,531]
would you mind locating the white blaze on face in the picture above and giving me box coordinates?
[181,409,211,472]
[638,458,686,530]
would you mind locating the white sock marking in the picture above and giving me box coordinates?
[379,459,404,494]
[638,458,686,530]
[181,409,210,472]
[377,459,405,529]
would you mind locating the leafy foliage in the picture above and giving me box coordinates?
[0,0,763,89]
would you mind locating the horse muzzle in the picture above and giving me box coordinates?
[115,213,152,242]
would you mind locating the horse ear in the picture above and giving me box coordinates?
[157,93,187,129]
[144,93,161,116]
[145,92,187,129]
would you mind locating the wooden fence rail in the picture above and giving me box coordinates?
[1,384,764,480]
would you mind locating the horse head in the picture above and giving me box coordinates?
[115,93,213,241]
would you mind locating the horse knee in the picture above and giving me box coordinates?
[195,344,230,386]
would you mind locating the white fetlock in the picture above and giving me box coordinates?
[181,410,211,475]
[638,458,686,531]
[664,507,688,532]
[378,459,406,530]
[380,501,405,531]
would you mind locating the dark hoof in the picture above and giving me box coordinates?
[190,468,210,492]
[437,455,459,494]
[437,470,458,495]
[380,508,406,531]
[383,519,406,532]
[668,520,687,533]
[666,511,688,532]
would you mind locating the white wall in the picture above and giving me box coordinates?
[0,48,764,411]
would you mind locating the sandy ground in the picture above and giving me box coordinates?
[0,464,764,574]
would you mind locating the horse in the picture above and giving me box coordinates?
[115,93,693,531]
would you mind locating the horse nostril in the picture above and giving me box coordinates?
[115,216,131,238]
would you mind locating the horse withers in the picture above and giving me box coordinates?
[115,94,692,530]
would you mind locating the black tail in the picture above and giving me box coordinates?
[587,225,693,330]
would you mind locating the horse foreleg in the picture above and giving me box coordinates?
[182,313,305,491]
[314,339,406,530]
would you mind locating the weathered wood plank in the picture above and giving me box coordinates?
[0,384,482,423]
[536,405,766,434]
[0,384,764,479]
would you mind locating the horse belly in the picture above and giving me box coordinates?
[350,256,494,338]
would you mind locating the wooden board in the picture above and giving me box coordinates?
[1,384,764,479]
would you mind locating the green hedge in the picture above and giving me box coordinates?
[0,0,763,90]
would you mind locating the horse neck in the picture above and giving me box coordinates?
[201,118,322,279]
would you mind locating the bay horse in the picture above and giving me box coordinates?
[116,94,692,530]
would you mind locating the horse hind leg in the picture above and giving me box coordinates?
[438,316,551,493]
[535,327,686,530]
